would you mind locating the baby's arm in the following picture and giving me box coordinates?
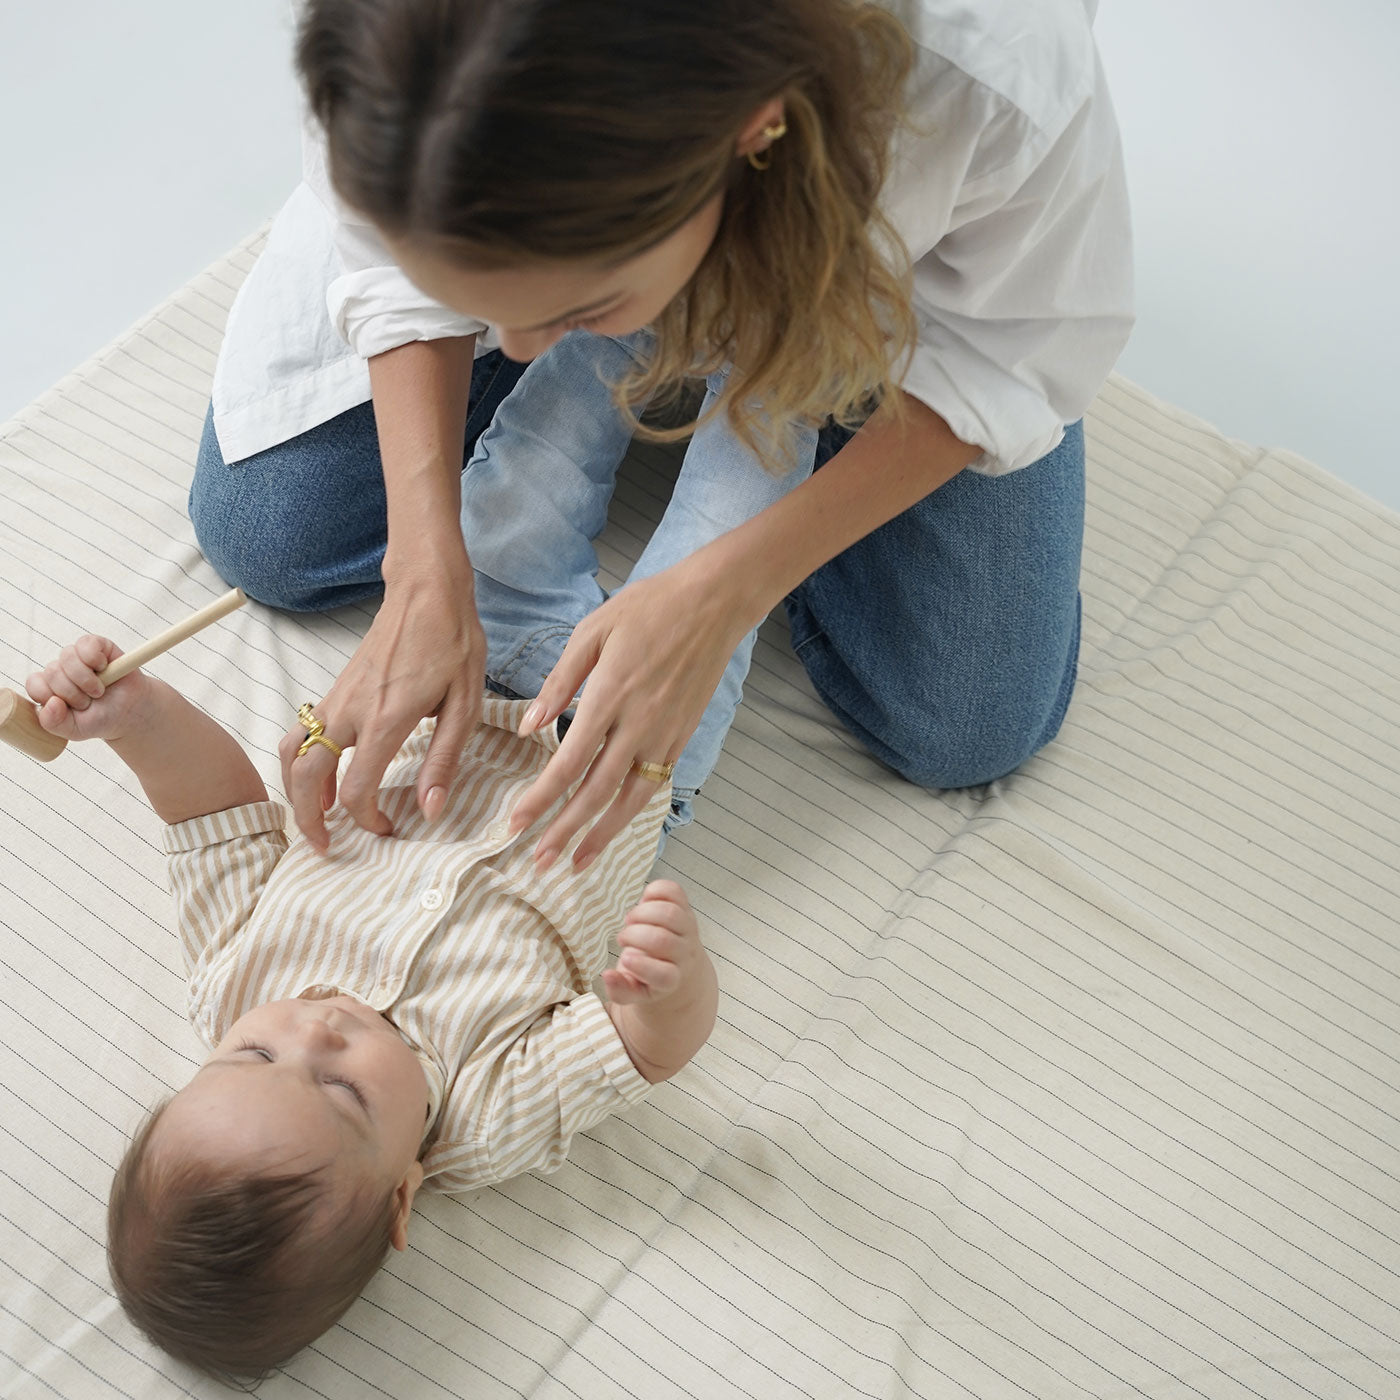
[603,880,717,1084]
[27,635,268,824]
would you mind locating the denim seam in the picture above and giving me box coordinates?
[788,629,825,660]
[493,624,577,694]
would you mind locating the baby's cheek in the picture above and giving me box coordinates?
[374,1038,431,1127]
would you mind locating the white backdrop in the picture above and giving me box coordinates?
[2,0,1396,509]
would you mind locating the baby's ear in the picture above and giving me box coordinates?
[388,1161,425,1251]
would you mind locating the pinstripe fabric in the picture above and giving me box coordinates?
[1,230,1397,1397]
[160,699,668,1190]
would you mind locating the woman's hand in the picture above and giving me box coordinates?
[26,636,158,743]
[509,551,754,869]
[279,551,486,852]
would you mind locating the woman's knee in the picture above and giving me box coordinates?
[867,607,1080,790]
[881,684,1073,789]
[794,591,1081,790]
[188,405,388,612]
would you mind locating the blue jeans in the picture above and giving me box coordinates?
[788,416,1084,790]
[192,332,813,832]
[190,332,1083,826]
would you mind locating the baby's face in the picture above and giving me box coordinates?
[156,996,430,1201]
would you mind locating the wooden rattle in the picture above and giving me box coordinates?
[0,587,247,761]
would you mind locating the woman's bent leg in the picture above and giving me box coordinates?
[458,331,651,694]
[784,420,1086,789]
[189,401,389,611]
[624,369,815,829]
[462,343,815,833]
[188,352,525,612]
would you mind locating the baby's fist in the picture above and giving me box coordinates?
[604,880,703,1005]
[25,636,152,743]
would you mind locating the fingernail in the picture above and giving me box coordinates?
[574,850,596,873]
[424,786,445,821]
[534,846,557,872]
[521,701,545,733]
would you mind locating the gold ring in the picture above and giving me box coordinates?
[296,702,344,760]
[631,758,675,783]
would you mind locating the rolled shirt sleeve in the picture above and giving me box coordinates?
[212,108,493,463]
[162,801,289,1028]
[886,24,1134,475]
[422,994,652,1193]
[300,110,490,358]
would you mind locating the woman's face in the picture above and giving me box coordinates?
[384,192,724,362]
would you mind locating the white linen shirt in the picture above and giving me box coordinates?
[211,0,1131,476]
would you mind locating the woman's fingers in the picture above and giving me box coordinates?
[285,740,340,852]
[528,719,664,868]
[508,689,608,836]
[277,703,365,852]
[274,561,485,847]
[335,721,405,839]
[278,683,481,847]
[518,626,599,736]
[568,773,666,871]
[513,559,747,865]
[512,697,683,866]
[528,734,633,867]
[417,681,483,821]
[508,626,599,829]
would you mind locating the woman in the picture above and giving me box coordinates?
[191,0,1132,868]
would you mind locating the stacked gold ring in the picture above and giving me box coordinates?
[296,703,344,760]
[631,758,675,783]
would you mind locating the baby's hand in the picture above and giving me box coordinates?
[603,879,705,1005]
[25,636,155,743]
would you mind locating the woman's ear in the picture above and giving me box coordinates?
[735,97,787,159]
[388,1160,425,1251]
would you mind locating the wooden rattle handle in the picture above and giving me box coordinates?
[99,588,248,684]
[0,587,247,762]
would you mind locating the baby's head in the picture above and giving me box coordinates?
[107,995,430,1383]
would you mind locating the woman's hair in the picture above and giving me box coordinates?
[107,1099,400,1386]
[296,0,917,466]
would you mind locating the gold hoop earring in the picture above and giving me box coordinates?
[746,119,788,171]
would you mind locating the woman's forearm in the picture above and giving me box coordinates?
[284,335,488,846]
[367,335,477,581]
[704,392,984,626]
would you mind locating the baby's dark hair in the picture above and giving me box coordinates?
[107,1098,399,1385]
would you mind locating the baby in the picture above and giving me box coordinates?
[27,635,717,1385]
